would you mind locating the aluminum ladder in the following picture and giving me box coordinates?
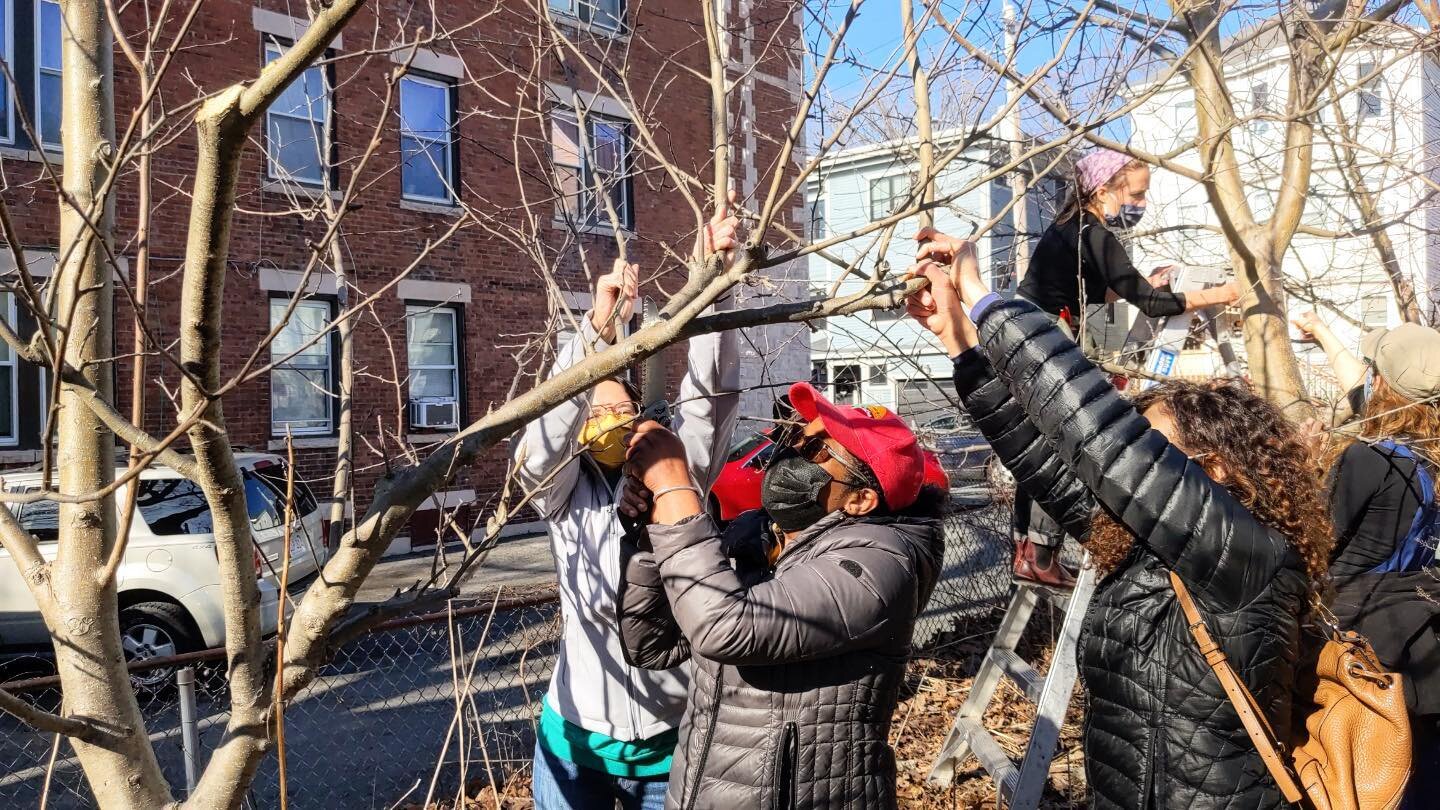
[926,555,1096,808]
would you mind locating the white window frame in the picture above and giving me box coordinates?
[1250,81,1270,133]
[0,291,16,446]
[869,174,910,221]
[810,190,827,241]
[405,304,461,414]
[1357,60,1382,120]
[0,0,14,146]
[35,0,60,150]
[548,0,624,34]
[551,106,632,230]
[1361,293,1389,330]
[270,298,334,436]
[399,73,456,205]
[263,39,332,187]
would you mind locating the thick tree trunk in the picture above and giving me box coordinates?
[176,91,274,810]
[49,1,173,806]
[1235,237,1309,415]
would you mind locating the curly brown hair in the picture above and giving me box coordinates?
[1324,374,1440,471]
[1084,378,1334,586]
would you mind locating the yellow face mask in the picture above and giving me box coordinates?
[579,412,631,469]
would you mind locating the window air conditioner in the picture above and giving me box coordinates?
[410,398,458,430]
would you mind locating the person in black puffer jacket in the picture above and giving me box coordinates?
[616,381,945,810]
[905,234,1333,810]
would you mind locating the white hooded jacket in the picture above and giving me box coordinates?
[511,311,739,741]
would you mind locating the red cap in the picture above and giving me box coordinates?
[922,451,949,491]
[787,381,926,510]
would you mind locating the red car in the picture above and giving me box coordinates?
[709,431,949,522]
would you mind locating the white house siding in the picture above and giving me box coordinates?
[804,137,1056,427]
[1125,40,1438,392]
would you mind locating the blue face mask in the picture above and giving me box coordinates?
[1105,204,1147,230]
[1364,365,1376,402]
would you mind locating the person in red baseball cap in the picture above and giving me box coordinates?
[612,381,947,809]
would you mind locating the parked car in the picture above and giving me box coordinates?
[0,453,325,687]
[711,429,950,522]
[915,412,996,492]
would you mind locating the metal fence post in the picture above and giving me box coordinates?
[176,667,199,794]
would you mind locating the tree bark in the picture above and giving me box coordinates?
[48,0,174,806]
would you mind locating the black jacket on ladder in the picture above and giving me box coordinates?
[952,297,1309,810]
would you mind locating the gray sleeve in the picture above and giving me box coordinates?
[648,515,918,666]
[618,542,692,670]
[673,294,740,492]
[510,318,608,517]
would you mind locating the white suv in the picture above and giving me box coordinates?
[0,453,327,685]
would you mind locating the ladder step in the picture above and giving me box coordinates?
[958,717,1021,800]
[993,649,1044,704]
[1019,579,1077,605]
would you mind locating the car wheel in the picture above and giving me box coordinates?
[119,602,200,692]
[986,455,1016,505]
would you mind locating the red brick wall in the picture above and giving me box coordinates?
[1,0,802,544]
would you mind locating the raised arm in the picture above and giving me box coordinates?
[952,350,1095,541]
[510,260,637,516]
[1086,225,1188,318]
[906,235,1095,540]
[971,297,1292,610]
[673,206,743,491]
[645,514,924,666]
[910,231,1290,610]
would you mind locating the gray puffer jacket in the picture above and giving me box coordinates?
[619,508,943,810]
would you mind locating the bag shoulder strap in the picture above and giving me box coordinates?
[1168,571,1305,804]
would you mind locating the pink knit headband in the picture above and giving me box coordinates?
[1076,149,1133,195]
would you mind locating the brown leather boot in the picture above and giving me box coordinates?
[1012,537,1077,589]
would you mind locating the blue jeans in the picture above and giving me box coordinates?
[531,742,669,810]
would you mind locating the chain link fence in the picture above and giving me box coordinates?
[0,504,1023,808]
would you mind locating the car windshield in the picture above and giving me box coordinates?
[132,462,317,536]
[726,432,769,463]
[135,478,215,535]
[249,463,319,517]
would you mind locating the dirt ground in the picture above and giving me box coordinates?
[410,617,1085,810]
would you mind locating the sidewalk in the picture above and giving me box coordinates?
[355,530,555,604]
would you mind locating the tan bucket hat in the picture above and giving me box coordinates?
[1360,322,1440,402]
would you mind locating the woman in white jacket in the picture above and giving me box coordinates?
[511,210,741,809]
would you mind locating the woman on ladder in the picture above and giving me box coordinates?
[984,147,1240,588]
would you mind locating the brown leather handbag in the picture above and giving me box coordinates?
[1169,572,1412,810]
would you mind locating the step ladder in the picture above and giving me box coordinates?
[1118,265,1242,387]
[926,556,1097,808]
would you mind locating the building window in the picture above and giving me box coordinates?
[264,39,331,186]
[551,107,633,230]
[270,298,335,436]
[832,364,861,405]
[869,174,910,221]
[406,305,461,430]
[0,291,15,446]
[0,0,66,150]
[1358,61,1382,120]
[548,0,623,32]
[35,0,60,148]
[399,74,456,204]
[810,361,828,388]
[1362,294,1388,330]
[1249,81,1269,133]
[810,192,827,241]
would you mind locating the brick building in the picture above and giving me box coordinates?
[0,0,805,548]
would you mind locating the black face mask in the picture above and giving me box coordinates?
[761,445,836,533]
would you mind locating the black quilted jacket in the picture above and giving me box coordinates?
[618,509,942,810]
[953,297,1309,810]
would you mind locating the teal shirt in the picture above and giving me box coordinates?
[536,703,677,779]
